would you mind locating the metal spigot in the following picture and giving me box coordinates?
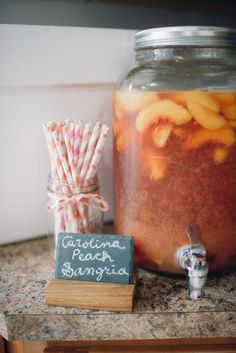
[177,224,208,299]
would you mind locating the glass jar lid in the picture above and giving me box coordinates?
[135,26,236,49]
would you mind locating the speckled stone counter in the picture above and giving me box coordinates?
[0,237,236,341]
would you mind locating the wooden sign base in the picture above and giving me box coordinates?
[45,275,137,312]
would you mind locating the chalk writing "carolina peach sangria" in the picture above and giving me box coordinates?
[113,90,236,274]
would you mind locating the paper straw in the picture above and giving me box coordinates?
[51,131,74,238]
[43,123,56,181]
[56,121,67,158]
[80,123,100,180]
[60,122,80,231]
[43,123,59,180]
[63,125,77,185]
[76,123,92,229]
[44,124,67,239]
[63,124,81,232]
[52,130,73,185]
[43,124,59,180]
[77,123,91,174]
[69,121,75,167]
[73,120,83,167]
[85,125,109,179]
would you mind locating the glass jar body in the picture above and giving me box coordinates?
[47,176,104,255]
[113,46,236,274]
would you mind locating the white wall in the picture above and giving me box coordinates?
[0,25,135,244]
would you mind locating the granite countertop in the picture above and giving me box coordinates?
[0,237,236,341]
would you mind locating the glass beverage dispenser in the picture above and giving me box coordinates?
[113,27,236,280]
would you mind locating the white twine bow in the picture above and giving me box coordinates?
[47,190,109,213]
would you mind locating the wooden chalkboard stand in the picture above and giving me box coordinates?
[45,274,137,312]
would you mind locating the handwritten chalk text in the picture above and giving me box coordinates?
[72,249,114,263]
[62,262,129,281]
[62,235,126,251]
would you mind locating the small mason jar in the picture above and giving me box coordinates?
[47,175,105,255]
[113,26,236,274]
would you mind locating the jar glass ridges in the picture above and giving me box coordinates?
[113,26,236,274]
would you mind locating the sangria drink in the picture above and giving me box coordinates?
[113,90,236,273]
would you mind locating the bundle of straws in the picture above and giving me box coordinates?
[43,120,109,236]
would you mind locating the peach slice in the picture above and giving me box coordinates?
[148,157,168,181]
[153,123,173,147]
[222,102,236,120]
[112,118,123,137]
[114,90,159,116]
[182,127,235,150]
[116,133,128,152]
[114,103,125,120]
[186,101,227,130]
[213,147,230,164]
[112,118,117,137]
[169,91,220,112]
[142,146,168,181]
[211,92,236,105]
[136,99,191,132]
[113,118,129,152]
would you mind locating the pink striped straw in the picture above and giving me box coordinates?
[59,121,69,163]
[77,123,92,174]
[69,121,75,165]
[44,124,68,236]
[43,123,59,180]
[47,125,67,186]
[85,125,110,179]
[80,123,100,181]
[62,124,80,230]
[77,123,100,229]
[76,123,92,229]
[44,124,63,180]
[52,130,73,185]
[73,120,83,167]
[62,124,79,187]
[52,124,72,233]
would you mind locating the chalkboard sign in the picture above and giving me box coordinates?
[55,233,134,284]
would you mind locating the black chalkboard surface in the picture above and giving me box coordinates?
[55,233,134,284]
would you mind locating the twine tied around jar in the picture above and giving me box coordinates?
[47,175,109,235]
[47,189,109,213]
